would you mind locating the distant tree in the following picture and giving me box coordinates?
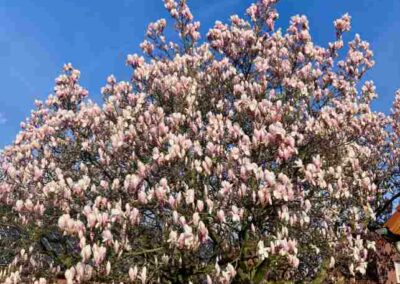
[0,0,399,283]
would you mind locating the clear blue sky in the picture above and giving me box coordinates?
[0,0,399,147]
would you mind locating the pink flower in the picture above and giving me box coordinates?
[138,191,147,204]
[140,40,154,55]
[65,267,76,284]
[130,208,140,225]
[196,200,204,212]
[198,221,209,242]
[15,200,24,212]
[140,266,147,284]
[129,266,138,282]
[93,245,107,266]
[185,189,195,205]
[58,214,70,230]
[217,210,226,223]
[81,245,92,261]
[334,13,351,34]
[102,229,113,244]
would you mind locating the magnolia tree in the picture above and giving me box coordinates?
[1,0,400,283]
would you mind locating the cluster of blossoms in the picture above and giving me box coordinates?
[1,0,400,282]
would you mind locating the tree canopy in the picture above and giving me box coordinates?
[1,0,400,283]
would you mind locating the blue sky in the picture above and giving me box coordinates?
[0,0,399,147]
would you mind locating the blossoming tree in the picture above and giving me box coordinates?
[0,0,399,283]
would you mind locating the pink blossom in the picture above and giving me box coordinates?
[129,266,138,282]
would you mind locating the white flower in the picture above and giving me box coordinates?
[257,240,269,260]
